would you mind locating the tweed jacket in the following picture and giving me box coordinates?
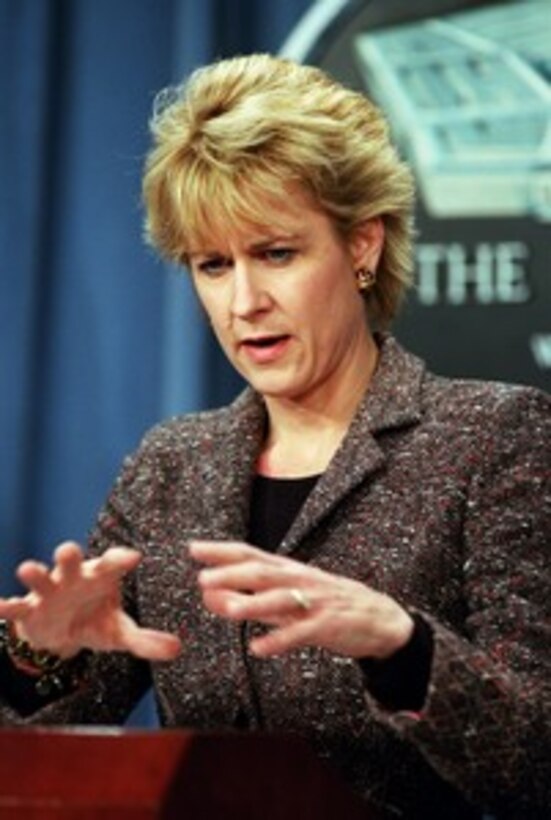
[1,336,549,818]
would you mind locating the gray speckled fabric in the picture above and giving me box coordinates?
[1,336,549,818]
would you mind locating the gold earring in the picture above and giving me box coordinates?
[356,267,376,292]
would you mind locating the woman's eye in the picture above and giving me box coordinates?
[263,248,296,264]
[197,256,230,276]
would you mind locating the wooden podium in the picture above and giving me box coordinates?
[0,728,379,818]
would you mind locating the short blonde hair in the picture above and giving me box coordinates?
[143,53,415,326]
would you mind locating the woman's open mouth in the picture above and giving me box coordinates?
[240,335,291,363]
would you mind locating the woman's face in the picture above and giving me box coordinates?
[188,193,383,408]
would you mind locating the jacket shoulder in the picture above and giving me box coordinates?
[421,372,550,429]
[140,404,237,454]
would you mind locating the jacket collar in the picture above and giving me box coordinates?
[206,335,426,552]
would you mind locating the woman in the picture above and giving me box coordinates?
[0,55,549,818]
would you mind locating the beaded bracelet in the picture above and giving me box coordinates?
[0,620,90,697]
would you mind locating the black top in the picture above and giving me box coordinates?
[248,473,319,551]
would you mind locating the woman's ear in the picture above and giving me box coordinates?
[349,217,385,273]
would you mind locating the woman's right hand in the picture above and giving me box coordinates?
[0,541,181,662]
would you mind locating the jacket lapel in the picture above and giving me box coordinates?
[279,336,426,555]
[199,389,266,541]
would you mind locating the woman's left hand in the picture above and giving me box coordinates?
[189,540,413,660]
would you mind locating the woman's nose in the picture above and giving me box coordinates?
[230,263,270,318]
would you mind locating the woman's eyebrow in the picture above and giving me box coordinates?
[248,233,302,251]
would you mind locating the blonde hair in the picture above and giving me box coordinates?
[143,53,415,326]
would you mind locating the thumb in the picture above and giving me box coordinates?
[121,621,182,661]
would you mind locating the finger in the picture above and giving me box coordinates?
[202,588,289,626]
[120,623,182,662]
[202,589,249,618]
[0,597,33,620]
[88,547,142,581]
[249,617,316,657]
[16,561,56,597]
[189,540,276,567]
[198,560,303,592]
[212,587,313,621]
[54,541,85,581]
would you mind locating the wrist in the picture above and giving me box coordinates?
[358,613,434,712]
[0,620,90,697]
[11,621,79,661]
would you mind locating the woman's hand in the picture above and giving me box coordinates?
[189,540,413,659]
[0,541,181,662]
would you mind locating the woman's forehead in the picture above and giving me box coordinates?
[190,181,341,256]
[190,223,297,252]
[186,194,320,255]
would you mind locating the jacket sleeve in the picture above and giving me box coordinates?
[367,386,551,817]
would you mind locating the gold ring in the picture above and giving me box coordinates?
[290,588,311,611]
